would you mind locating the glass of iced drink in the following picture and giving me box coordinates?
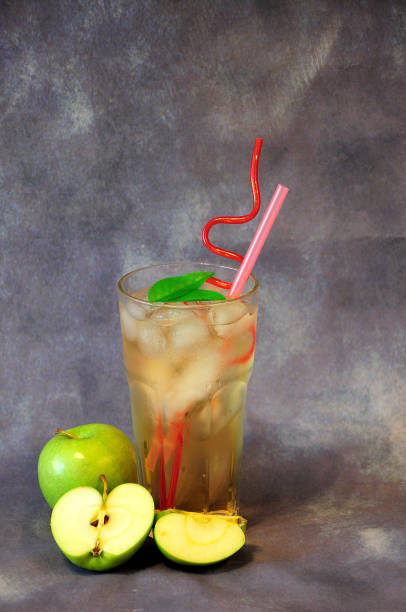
[118,262,258,515]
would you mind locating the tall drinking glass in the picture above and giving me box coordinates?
[118,262,258,515]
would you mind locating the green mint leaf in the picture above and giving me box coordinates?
[169,289,226,302]
[148,271,214,302]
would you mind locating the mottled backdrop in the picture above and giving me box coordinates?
[1,1,405,610]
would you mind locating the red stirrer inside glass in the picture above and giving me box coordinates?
[202,138,263,289]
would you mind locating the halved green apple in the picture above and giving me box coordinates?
[154,510,246,565]
[50,476,154,571]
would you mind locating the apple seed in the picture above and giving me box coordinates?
[90,515,109,527]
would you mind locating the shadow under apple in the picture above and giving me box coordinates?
[157,543,258,574]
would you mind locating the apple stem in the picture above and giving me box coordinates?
[54,428,77,439]
[100,474,108,504]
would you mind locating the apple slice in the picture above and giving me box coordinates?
[154,510,246,565]
[50,476,154,571]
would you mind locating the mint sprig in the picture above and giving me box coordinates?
[168,289,226,302]
[148,271,225,303]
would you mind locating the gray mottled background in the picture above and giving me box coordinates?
[1,1,406,610]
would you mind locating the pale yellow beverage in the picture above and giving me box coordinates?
[118,263,258,515]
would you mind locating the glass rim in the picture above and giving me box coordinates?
[117,261,259,307]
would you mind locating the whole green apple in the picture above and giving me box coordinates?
[38,423,138,508]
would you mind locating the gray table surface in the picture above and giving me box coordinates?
[1,1,405,610]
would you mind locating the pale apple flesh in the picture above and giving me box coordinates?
[51,483,154,571]
[154,511,245,565]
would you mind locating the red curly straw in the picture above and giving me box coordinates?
[202,138,263,289]
[151,139,264,511]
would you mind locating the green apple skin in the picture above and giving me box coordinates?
[50,483,154,571]
[153,509,174,525]
[38,423,138,508]
[154,512,245,566]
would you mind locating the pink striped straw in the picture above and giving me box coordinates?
[227,184,289,298]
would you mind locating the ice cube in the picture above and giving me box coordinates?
[163,344,221,420]
[163,389,200,422]
[221,353,255,385]
[130,380,160,422]
[149,307,195,326]
[169,316,209,352]
[126,300,147,320]
[208,301,250,337]
[176,344,221,396]
[137,320,167,357]
[187,381,247,440]
[208,301,248,326]
[210,381,247,435]
[139,358,173,391]
[121,307,167,357]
